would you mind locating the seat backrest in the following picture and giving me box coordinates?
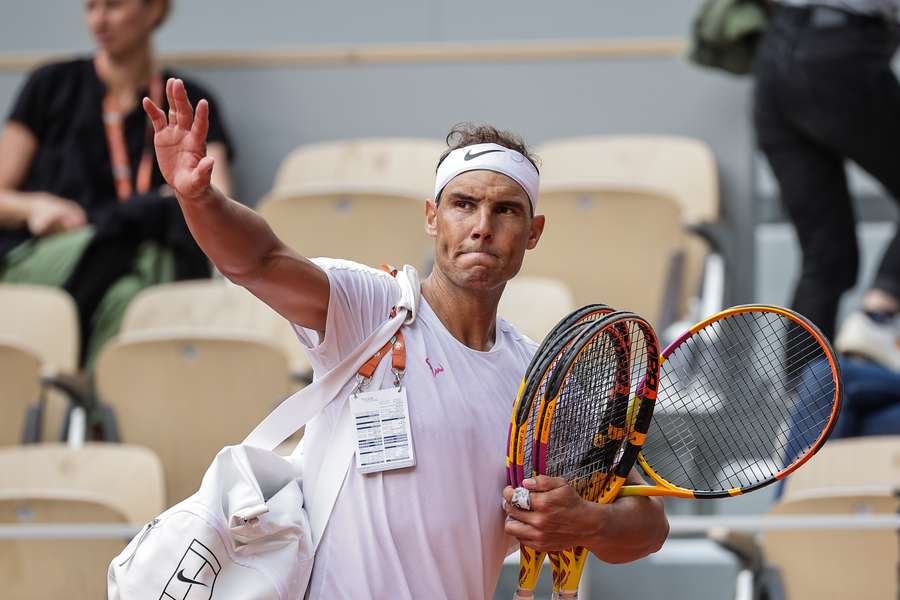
[0,443,164,525]
[538,136,719,320]
[121,280,310,376]
[0,339,42,445]
[780,436,900,501]
[258,192,434,271]
[95,331,291,504]
[498,276,575,342]
[520,187,686,324]
[270,137,445,199]
[0,284,79,373]
[537,135,719,224]
[760,492,900,600]
[0,443,163,600]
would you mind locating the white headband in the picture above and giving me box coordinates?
[434,143,540,213]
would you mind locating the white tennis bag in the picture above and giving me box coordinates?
[108,266,420,600]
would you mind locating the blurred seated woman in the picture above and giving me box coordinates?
[0,0,234,369]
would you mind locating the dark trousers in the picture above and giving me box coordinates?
[753,6,900,340]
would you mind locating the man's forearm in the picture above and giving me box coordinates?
[175,185,281,283]
[584,495,668,563]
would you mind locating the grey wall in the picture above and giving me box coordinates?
[0,0,757,302]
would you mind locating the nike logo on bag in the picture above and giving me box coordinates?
[464,149,504,161]
[176,569,207,586]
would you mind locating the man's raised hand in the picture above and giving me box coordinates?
[142,78,213,201]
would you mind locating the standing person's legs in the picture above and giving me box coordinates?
[831,55,900,313]
[758,137,857,340]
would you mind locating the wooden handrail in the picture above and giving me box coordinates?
[0,37,688,73]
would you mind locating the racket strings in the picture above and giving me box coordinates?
[643,311,837,492]
[546,322,654,500]
[545,330,622,493]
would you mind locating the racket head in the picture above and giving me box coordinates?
[533,312,660,594]
[507,304,613,487]
[534,312,660,501]
[637,304,842,498]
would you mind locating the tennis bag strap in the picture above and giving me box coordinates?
[241,264,419,545]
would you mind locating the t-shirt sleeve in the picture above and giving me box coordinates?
[7,63,58,139]
[293,258,401,373]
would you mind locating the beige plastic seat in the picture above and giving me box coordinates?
[498,276,575,342]
[0,284,80,441]
[0,443,164,599]
[258,192,433,271]
[760,492,899,600]
[758,437,900,599]
[269,137,446,199]
[538,136,721,329]
[779,436,900,501]
[95,330,291,504]
[0,284,79,374]
[519,186,686,325]
[0,339,42,445]
[259,137,444,271]
[122,279,310,380]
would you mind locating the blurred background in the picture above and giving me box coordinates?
[1,1,898,599]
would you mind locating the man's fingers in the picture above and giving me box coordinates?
[502,486,515,503]
[174,79,194,130]
[192,98,210,143]
[191,156,215,191]
[143,97,167,132]
[522,475,568,492]
[165,77,176,123]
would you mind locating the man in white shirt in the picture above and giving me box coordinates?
[144,80,668,599]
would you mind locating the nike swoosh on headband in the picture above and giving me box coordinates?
[176,569,207,586]
[464,148,504,161]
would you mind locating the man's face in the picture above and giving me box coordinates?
[425,170,544,292]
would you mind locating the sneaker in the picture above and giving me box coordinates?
[834,310,900,372]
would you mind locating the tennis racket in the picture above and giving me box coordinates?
[507,305,613,599]
[531,312,660,599]
[619,304,842,501]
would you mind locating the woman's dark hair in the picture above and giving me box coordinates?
[436,122,540,174]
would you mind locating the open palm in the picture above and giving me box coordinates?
[143,77,214,200]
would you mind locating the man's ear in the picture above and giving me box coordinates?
[526,214,545,250]
[425,198,438,237]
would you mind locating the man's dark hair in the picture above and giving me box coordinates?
[436,123,540,174]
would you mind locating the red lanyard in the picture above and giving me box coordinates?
[101,72,164,202]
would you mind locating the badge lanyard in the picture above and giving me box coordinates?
[101,69,164,202]
[350,330,417,474]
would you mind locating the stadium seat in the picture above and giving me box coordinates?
[0,340,42,444]
[268,137,445,200]
[0,284,79,374]
[753,438,900,599]
[259,138,444,271]
[0,443,164,599]
[0,285,81,441]
[537,136,723,335]
[94,331,291,504]
[779,435,900,501]
[122,279,311,382]
[498,276,575,342]
[519,185,686,326]
[760,492,899,600]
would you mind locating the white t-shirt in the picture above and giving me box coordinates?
[293,258,537,600]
